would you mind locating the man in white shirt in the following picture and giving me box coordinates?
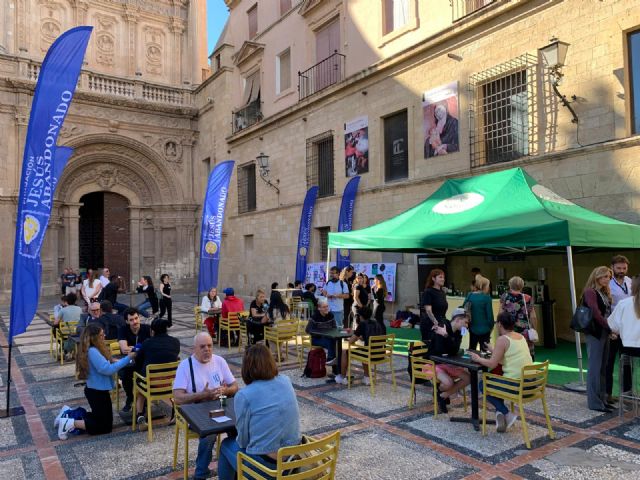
[606,255,632,403]
[321,266,350,328]
[173,332,239,480]
[99,267,111,288]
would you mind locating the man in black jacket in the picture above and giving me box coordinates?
[425,308,471,413]
[99,300,124,340]
[133,318,181,427]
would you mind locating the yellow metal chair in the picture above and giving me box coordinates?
[219,312,242,351]
[264,320,298,364]
[237,431,340,480]
[172,406,222,480]
[49,314,56,358]
[55,321,79,365]
[107,341,122,410]
[194,306,203,332]
[481,360,555,449]
[347,334,396,396]
[407,342,467,415]
[297,320,312,368]
[132,361,180,442]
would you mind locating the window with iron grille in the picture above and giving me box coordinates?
[317,227,330,261]
[468,54,537,168]
[306,131,334,197]
[237,163,256,214]
[384,110,409,182]
[452,0,495,22]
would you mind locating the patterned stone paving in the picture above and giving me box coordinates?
[0,299,639,480]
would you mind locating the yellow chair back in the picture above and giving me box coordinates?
[194,306,203,332]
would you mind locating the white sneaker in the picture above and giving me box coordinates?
[137,415,148,432]
[496,412,506,433]
[58,417,75,440]
[326,358,337,366]
[505,412,518,430]
[363,376,371,386]
[54,405,71,428]
[334,374,348,385]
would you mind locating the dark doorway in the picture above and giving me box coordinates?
[79,192,130,282]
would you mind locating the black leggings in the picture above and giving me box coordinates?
[469,331,491,352]
[160,298,173,326]
[83,387,114,435]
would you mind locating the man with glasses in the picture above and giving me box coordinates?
[77,302,103,335]
[321,266,350,329]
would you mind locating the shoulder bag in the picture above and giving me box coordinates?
[570,296,594,335]
[521,294,539,343]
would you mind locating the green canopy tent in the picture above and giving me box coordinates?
[328,167,640,388]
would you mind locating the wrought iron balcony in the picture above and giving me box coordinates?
[232,98,263,134]
[451,0,496,22]
[298,51,346,101]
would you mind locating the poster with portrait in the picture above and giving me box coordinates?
[422,82,459,159]
[344,116,369,177]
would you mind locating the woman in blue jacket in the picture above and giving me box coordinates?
[55,323,135,439]
[217,344,301,480]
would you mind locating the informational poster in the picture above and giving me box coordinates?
[305,262,397,302]
[423,82,459,159]
[344,116,369,177]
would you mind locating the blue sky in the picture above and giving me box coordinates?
[207,0,230,55]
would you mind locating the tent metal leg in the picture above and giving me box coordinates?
[565,245,587,392]
[325,248,331,283]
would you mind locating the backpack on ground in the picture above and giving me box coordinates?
[303,348,326,378]
[407,341,430,386]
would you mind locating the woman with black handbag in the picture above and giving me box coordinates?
[582,266,614,412]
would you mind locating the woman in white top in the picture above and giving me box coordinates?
[201,287,223,338]
[608,275,640,393]
[81,270,102,306]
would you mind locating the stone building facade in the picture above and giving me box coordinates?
[197,0,640,338]
[0,0,208,297]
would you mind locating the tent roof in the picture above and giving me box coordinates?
[328,168,640,254]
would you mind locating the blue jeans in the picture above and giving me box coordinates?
[218,437,276,480]
[479,378,519,415]
[195,434,218,479]
[135,300,151,318]
[332,310,344,329]
[311,336,336,360]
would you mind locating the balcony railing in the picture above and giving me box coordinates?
[18,59,192,107]
[298,51,346,101]
[232,98,263,134]
[452,0,496,22]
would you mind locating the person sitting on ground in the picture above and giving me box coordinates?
[217,344,301,480]
[173,332,238,480]
[55,324,136,440]
[334,306,385,385]
[201,287,223,338]
[306,299,337,365]
[248,288,270,344]
[426,308,471,413]
[221,287,245,347]
[117,308,152,413]
[99,300,124,340]
[101,274,128,315]
[133,318,181,429]
[135,275,159,319]
[469,311,533,433]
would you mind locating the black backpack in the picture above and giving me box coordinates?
[407,341,430,386]
[363,320,386,345]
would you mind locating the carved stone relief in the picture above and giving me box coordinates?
[40,2,65,53]
[95,165,118,189]
[59,123,83,139]
[143,26,164,75]
[94,14,118,67]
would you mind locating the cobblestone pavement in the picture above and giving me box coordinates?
[1,300,639,479]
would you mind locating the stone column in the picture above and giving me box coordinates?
[124,6,139,77]
[169,18,185,86]
[154,223,162,278]
[17,0,28,52]
[63,203,82,271]
[128,206,142,286]
[73,0,89,24]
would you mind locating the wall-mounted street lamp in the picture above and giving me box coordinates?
[256,152,280,194]
[539,37,578,124]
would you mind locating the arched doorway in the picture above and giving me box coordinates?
[79,192,130,280]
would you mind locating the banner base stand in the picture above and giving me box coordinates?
[2,406,25,418]
[564,381,587,393]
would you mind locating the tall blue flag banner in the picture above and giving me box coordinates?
[9,27,93,342]
[198,160,235,293]
[336,176,360,269]
[295,186,319,282]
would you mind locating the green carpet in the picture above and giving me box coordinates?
[389,328,618,392]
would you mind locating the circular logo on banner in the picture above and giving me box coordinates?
[432,192,485,214]
[23,215,40,245]
[299,247,307,257]
[205,241,218,255]
[531,184,574,205]
[340,249,349,257]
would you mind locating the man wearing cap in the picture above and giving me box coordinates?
[221,288,245,346]
[426,307,471,413]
